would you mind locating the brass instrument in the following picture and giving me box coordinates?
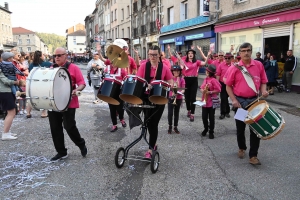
[173,50,189,70]
[172,82,178,105]
[202,84,209,103]
[232,44,241,57]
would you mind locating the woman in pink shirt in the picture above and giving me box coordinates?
[136,46,173,159]
[200,65,221,139]
[181,49,210,122]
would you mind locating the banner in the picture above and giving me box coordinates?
[200,0,210,17]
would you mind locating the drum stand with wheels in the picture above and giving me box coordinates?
[114,103,160,173]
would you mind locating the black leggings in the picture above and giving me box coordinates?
[168,98,182,126]
[184,77,198,114]
[108,101,124,125]
[202,107,215,132]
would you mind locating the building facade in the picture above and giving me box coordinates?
[215,0,300,90]
[12,27,47,53]
[159,0,218,61]
[66,30,86,55]
[0,2,16,51]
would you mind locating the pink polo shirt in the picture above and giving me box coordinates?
[105,67,127,81]
[183,60,203,76]
[200,77,221,108]
[125,56,137,74]
[216,62,232,82]
[137,61,173,83]
[224,59,268,98]
[212,59,224,71]
[169,76,186,99]
[162,58,171,69]
[68,63,86,108]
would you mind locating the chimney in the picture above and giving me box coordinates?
[4,2,9,10]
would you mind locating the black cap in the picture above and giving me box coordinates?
[206,64,216,74]
[171,65,182,71]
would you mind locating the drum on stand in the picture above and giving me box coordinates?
[245,100,285,140]
[26,67,72,112]
[149,80,171,105]
[119,75,148,105]
[97,77,122,105]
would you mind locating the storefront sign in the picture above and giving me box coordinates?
[175,36,184,45]
[148,35,158,43]
[133,39,140,45]
[215,8,300,33]
[162,38,175,44]
[161,16,209,33]
[184,31,215,41]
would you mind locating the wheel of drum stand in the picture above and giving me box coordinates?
[150,151,160,173]
[115,147,126,168]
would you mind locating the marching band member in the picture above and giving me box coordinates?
[136,45,173,159]
[224,42,268,165]
[167,65,185,134]
[181,49,210,122]
[200,65,221,139]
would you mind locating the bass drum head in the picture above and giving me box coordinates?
[53,68,72,111]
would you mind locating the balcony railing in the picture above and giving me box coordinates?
[133,2,137,13]
[141,0,146,8]
[133,28,138,38]
[3,40,17,47]
[141,25,147,35]
[150,21,157,33]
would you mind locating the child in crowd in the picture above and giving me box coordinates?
[200,65,221,139]
[167,65,185,134]
[17,80,27,115]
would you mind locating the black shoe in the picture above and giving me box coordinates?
[120,120,127,128]
[110,126,118,132]
[50,153,68,161]
[174,127,180,134]
[168,125,172,134]
[81,146,87,157]
[219,115,225,119]
[201,129,208,136]
[225,114,230,118]
[209,132,214,139]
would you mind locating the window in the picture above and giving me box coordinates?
[127,6,130,17]
[26,39,30,44]
[168,7,174,25]
[115,28,118,38]
[152,9,156,21]
[135,16,138,27]
[112,29,114,40]
[121,8,124,20]
[236,0,247,3]
[27,47,31,52]
[229,37,235,45]
[18,39,22,44]
[122,29,124,38]
[254,33,261,42]
[115,9,117,21]
[239,35,246,43]
[180,1,188,21]
[127,27,130,38]
[143,12,146,25]
[73,36,76,45]
[111,11,113,22]
[221,38,226,45]
[19,47,23,52]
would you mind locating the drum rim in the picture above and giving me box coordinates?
[104,77,122,85]
[151,80,170,87]
[245,100,269,124]
[124,75,148,83]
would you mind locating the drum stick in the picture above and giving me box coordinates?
[245,89,272,109]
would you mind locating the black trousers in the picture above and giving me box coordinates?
[108,101,124,125]
[168,98,182,126]
[235,117,261,158]
[184,77,198,114]
[48,108,85,155]
[144,103,165,149]
[202,107,215,132]
[220,81,230,115]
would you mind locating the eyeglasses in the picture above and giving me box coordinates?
[218,55,224,57]
[148,54,158,57]
[94,54,99,56]
[53,54,66,58]
[240,49,252,53]
[224,57,231,60]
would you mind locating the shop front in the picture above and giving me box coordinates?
[215,8,300,89]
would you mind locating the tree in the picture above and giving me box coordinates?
[36,33,66,54]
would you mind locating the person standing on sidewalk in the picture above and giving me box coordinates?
[48,47,87,161]
[280,50,297,92]
[212,51,225,70]
[225,42,268,165]
[216,52,233,119]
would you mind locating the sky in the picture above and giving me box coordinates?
[1,0,95,36]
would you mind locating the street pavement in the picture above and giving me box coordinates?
[0,64,299,199]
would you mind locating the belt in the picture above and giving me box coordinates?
[235,95,257,99]
[184,76,197,78]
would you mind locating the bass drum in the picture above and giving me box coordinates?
[26,67,72,112]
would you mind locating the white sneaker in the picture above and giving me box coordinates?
[19,110,24,115]
[93,100,99,104]
[23,110,27,114]
[2,133,17,140]
[10,133,17,136]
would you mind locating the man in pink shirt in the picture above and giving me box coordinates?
[48,47,87,161]
[216,52,233,119]
[212,51,224,70]
[225,42,268,165]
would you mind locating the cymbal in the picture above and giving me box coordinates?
[170,87,186,91]
[106,45,129,68]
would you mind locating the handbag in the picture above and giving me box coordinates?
[211,96,220,109]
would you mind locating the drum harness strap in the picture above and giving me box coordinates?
[145,61,163,83]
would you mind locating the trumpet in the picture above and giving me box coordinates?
[172,82,178,105]
[173,50,189,70]
[202,84,209,103]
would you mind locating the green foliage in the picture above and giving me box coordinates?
[36,32,66,54]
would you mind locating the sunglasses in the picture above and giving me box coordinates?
[224,57,231,60]
[53,54,66,58]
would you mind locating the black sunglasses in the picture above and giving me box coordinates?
[53,54,66,58]
[224,57,231,60]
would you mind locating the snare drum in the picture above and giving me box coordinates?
[26,67,72,112]
[245,100,285,140]
[149,80,171,105]
[119,75,148,104]
[97,77,122,105]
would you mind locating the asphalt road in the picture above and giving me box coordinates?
[0,64,299,200]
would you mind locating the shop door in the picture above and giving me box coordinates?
[263,25,290,38]
[193,38,211,61]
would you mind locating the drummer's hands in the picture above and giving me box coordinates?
[147,84,152,91]
[232,99,241,108]
[72,89,77,96]
[262,90,269,98]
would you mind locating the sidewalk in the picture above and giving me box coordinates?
[197,74,300,108]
